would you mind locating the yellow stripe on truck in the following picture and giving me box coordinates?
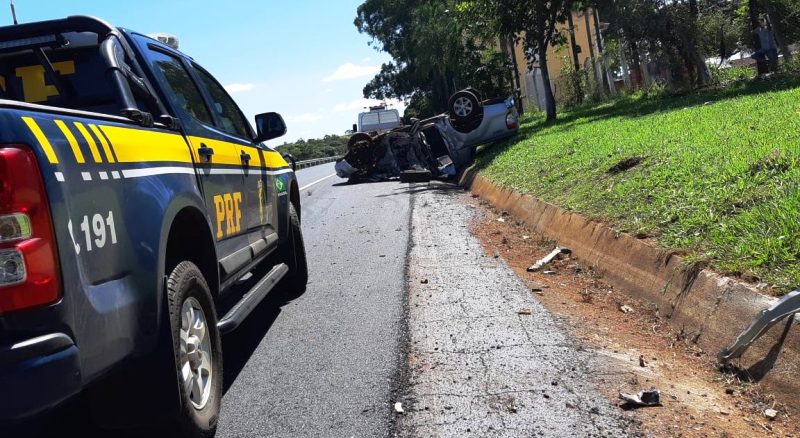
[21,117,59,164]
[54,120,85,164]
[89,124,116,163]
[102,125,193,163]
[263,150,289,168]
[73,122,103,163]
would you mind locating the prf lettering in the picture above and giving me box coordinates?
[213,192,243,239]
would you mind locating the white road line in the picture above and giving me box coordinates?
[300,173,337,191]
[54,172,65,182]
[81,172,92,181]
[99,171,109,180]
[111,171,121,179]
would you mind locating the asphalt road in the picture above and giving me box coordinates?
[217,164,410,437]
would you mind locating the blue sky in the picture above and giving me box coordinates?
[12,0,405,144]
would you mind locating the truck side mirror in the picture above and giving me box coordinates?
[255,112,287,142]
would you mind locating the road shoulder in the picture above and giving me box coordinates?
[397,183,631,437]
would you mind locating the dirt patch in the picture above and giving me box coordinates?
[469,198,797,437]
[607,156,645,174]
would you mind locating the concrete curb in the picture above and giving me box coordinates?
[460,170,800,402]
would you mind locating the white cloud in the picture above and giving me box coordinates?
[333,98,405,113]
[224,83,255,93]
[285,112,325,123]
[323,62,381,82]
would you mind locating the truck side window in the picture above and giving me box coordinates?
[193,66,251,139]
[148,50,213,125]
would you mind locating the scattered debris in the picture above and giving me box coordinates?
[522,235,530,240]
[518,309,532,315]
[394,402,405,414]
[765,408,778,420]
[527,246,572,272]
[620,305,634,314]
[497,217,506,223]
[543,270,556,275]
[421,278,429,284]
[471,194,480,198]
[639,355,646,368]
[718,288,800,362]
[619,389,662,408]
[400,169,433,183]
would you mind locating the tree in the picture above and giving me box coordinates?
[461,0,574,121]
[355,0,512,117]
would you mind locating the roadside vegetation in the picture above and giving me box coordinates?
[474,73,800,293]
[277,135,348,161]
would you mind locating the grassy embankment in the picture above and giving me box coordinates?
[474,75,800,293]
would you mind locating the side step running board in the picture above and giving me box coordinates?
[217,263,289,334]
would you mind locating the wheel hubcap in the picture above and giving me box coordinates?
[454,97,473,117]
[180,297,213,410]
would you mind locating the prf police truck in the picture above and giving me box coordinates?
[0,16,308,436]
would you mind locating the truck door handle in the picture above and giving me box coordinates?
[240,151,251,165]
[198,144,214,162]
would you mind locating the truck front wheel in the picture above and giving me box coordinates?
[166,261,223,437]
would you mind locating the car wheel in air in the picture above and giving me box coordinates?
[448,90,481,122]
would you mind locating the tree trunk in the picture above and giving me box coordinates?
[539,44,557,122]
[687,0,711,86]
[593,7,612,95]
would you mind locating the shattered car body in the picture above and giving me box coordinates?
[336,94,518,182]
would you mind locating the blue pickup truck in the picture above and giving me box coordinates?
[0,16,307,435]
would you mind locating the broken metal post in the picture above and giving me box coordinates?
[718,288,800,362]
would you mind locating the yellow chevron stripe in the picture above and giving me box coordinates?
[89,124,116,163]
[73,122,103,163]
[22,117,59,164]
[54,120,85,164]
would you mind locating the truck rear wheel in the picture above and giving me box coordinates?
[165,261,223,437]
[276,203,308,295]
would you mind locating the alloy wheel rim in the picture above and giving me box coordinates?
[454,97,473,117]
[180,297,213,410]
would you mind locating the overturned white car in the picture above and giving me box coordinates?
[336,90,519,183]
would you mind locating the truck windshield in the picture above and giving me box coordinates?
[0,32,121,115]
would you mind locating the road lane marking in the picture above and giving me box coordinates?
[300,173,337,191]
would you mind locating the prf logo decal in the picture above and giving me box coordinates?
[275,177,286,193]
[213,192,243,240]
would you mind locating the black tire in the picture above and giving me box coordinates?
[347,132,372,152]
[278,203,308,292]
[165,261,223,438]
[448,90,482,122]
[464,87,483,102]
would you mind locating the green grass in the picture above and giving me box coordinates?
[474,74,800,294]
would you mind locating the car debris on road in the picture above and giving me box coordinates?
[335,89,518,183]
[527,246,572,272]
[619,389,662,408]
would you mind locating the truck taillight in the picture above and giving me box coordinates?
[0,145,61,314]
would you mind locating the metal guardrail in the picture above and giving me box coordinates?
[294,156,339,170]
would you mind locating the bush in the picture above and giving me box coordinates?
[709,65,756,87]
